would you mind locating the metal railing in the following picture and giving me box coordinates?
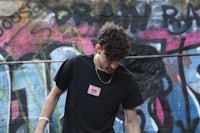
[0,53,200,65]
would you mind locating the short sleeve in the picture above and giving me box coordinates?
[54,59,73,91]
[122,76,144,109]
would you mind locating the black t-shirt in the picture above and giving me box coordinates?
[54,54,143,133]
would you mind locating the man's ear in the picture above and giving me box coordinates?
[95,44,101,54]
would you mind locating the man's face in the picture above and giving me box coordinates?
[99,50,121,74]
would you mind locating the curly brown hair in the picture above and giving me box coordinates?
[97,22,130,61]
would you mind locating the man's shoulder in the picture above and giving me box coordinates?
[117,65,132,75]
[69,54,94,67]
[71,54,94,60]
[117,65,137,80]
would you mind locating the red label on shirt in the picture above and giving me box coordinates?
[87,85,101,97]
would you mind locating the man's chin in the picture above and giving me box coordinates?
[106,70,114,74]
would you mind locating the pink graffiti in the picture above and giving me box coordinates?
[67,23,96,54]
[0,23,95,59]
[138,29,200,52]
[156,97,164,125]
[11,100,20,122]
[0,24,52,59]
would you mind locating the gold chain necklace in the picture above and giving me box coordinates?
[95,66,113,84]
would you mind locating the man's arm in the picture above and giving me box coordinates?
[35,84,63,133]
[124,107,141,133]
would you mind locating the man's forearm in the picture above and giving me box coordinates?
[35,85,62,133]
[125,122,141,133]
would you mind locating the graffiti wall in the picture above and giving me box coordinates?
[0,0,199,132]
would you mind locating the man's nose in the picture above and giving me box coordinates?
[110,63,118,69]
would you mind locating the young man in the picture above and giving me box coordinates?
[35,22,143,133]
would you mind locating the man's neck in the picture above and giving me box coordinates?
[93,54,103,71]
